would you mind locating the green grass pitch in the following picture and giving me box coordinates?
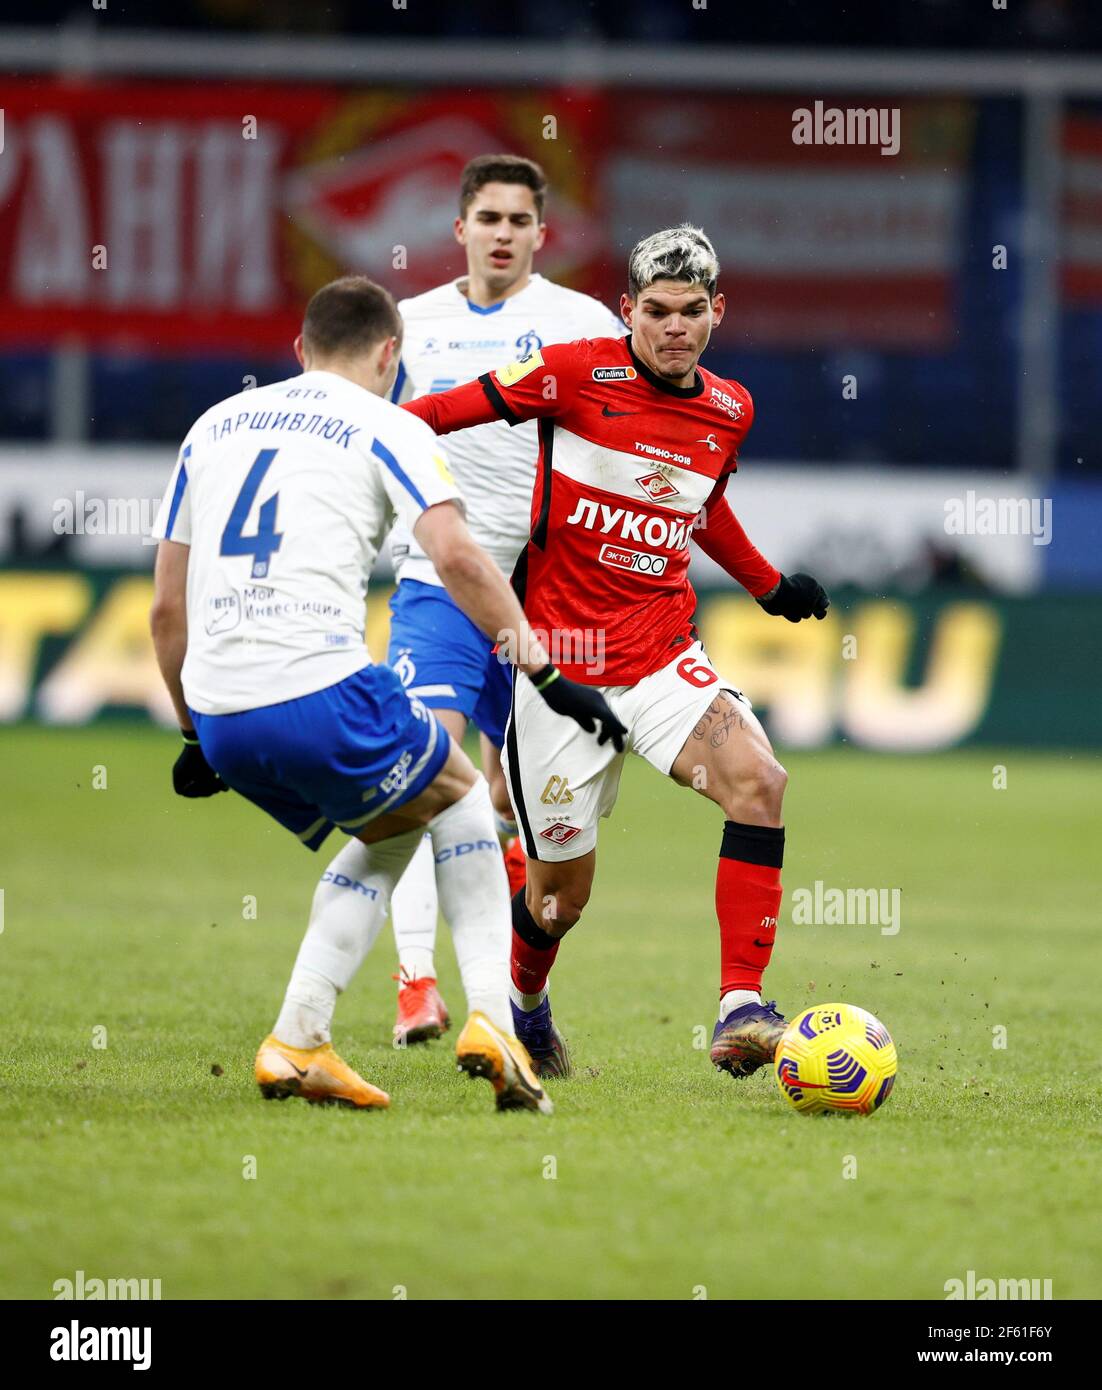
[1,726,1099,1300]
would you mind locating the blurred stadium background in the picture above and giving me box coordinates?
[2,2,1101,747]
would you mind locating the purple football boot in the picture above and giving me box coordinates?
[510,995,572,1079]
[710,999,788,1079]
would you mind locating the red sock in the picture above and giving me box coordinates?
[716,821,785,996]
[511,890,560,995]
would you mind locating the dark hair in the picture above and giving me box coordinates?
[459,154,547,220]
[301,276,402,358]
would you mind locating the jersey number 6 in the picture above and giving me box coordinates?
[676,657,718,688]
[220,448,284,579]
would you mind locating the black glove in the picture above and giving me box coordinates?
[530,666,627,753]
[757,572,830,623]
[173,732,228,798]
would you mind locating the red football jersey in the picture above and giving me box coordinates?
[406,334,777,685]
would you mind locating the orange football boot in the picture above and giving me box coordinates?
[455,1011,553,1114]
[254,1034,389,1109]
[392,969,450,1045]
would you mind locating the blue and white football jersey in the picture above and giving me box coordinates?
[152,369,461,716]
[389,273,625,583]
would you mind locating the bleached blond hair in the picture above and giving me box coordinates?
[627,224,719,299]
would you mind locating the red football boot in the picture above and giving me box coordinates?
[392,969,450,1045]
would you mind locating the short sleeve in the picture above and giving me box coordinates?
[152,443,192,544]
[371,411,463,532]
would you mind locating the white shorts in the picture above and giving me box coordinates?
[502,640,750,861]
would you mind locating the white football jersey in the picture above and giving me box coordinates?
[153,369,461,716]
[389,273,625,583]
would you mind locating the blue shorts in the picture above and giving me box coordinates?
[387,578,512,747]
[191,665,451,852]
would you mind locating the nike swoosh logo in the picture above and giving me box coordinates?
[753,938,773,948]
[287,1061,308,1077]
[601,404,634,417]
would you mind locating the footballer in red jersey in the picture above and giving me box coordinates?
[405,224,830,1082]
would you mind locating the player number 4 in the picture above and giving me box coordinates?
[220,447,284,579]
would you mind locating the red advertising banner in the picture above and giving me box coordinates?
[1063,113,1102,305]
[0,80,611,353]
[608,94,973,348]
[0,79,970,353]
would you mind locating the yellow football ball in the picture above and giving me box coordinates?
[774,1003,898,1115]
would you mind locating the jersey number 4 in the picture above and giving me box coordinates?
[220,448,284,579]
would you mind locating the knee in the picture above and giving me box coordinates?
[726,754,787,825]
[526,879,590,937]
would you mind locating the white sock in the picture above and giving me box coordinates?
[719,989,762,1022]
[390,833,438,979]
[509,982,548,1012]
[429,777,511,1033]
[273,830,424,1048]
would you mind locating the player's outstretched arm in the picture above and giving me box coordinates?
[695,495,830,621]
[413,501,626,750]
[149,539,226,798]
[404,343,576,436]
[403,378,502,435]
[412,501,548,676]
[694,494,780,597]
